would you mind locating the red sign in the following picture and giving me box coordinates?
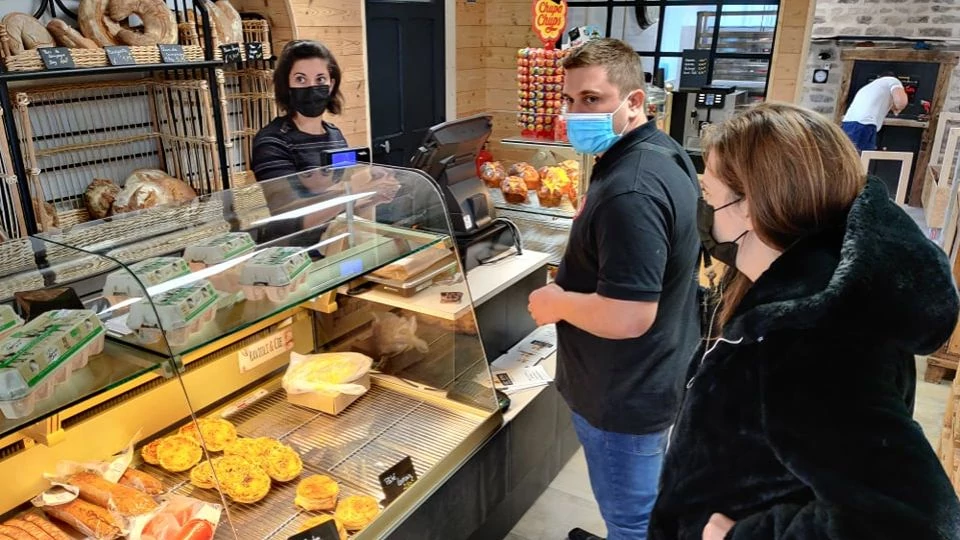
[532,0,568,49]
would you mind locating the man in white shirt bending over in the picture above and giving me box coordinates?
[841,73,909,153]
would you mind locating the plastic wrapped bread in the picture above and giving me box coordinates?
[0,309,105,419]
[127,281,220,346]
[102,257,191,297]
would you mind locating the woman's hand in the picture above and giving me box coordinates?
[703,513,736,540]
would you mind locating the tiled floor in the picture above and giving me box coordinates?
[508,357,951,540]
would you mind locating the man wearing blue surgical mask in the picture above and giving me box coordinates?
[528,39,701,540]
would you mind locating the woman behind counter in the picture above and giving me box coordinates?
[252,40,348,182]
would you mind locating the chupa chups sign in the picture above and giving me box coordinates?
[532,0,568,49]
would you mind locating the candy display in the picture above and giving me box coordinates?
[516,47,569,140]
[0,309,105,419]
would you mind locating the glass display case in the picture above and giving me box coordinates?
[0,163,501,539]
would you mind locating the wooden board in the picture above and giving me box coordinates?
[861,150,913,204]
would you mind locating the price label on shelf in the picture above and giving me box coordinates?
[158,44,187,64]
[220,43,242,64]
[379,456,418,505]
[245,42,264,61]
[38,47,75,70]
[105,46,135,66]
[287,519,340,540]
[238,328,294,373]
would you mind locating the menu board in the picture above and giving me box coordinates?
[679,49,711,90]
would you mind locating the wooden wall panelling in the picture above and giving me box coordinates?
[767,0,815,103]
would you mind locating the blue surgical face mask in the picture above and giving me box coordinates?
[565,96,632,155]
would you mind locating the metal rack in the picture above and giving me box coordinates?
[0,0,230,236]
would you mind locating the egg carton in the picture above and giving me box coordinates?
[0,309,105,419]
[0,305,23,341]
[239,247,312,303]
[127,280,220,347]
[183,233,256,294]
[103,257,192,297]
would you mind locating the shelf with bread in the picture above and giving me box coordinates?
[0,163,502,540]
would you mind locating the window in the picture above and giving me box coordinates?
[565,1,780,99]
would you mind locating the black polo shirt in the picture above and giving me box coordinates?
[554,120,701,435]
[251,115,348,182]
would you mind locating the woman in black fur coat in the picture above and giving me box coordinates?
[648,102,960,540]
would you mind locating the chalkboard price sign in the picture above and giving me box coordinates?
[679,49,711,90]
[286,519,339,540]
[379,456,418,505]
[105,46,135,66]
[245,42,264,61]
[220,43,242,64]
[38,47,75,70]
[158,44,187,64]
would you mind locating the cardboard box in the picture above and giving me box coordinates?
[286,373,371,415]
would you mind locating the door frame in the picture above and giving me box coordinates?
[359,0,457,149]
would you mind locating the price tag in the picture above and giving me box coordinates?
[38,47,75,70]
[245,42,264,60]
[105,46,135,66]
[379,456,418,505]
[287,519,340,540]
[238,328,294,373]
[158,44,187,64]
[220,43,242,64]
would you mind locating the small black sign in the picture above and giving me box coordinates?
[105,46,135,66]
[286,519,339,540]
[38,47,75,70]
[220,43,242,64]
[245,42,264,61]
[679,49,711,90]
[379,456,418,504]
[158,44,187,64]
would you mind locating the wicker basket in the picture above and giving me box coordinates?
[179,19,272,62]
[224,68,275,174]
[0,108,27,239]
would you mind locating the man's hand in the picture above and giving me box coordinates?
[703,513,736,540]
[528,283,566,326]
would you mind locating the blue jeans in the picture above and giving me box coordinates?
[572,412,669,540]
[841,121,878,153]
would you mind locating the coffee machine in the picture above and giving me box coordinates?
[674,85,748,152]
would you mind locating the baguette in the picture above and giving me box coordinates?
[119,468,164,495]
[22,515,71,540]
[69,471,158,516]
[3,519,54,539]
[43,499,121,540]
[0,525,31,540]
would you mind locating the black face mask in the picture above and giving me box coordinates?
[697,197,747,267]
[288,84,331,118]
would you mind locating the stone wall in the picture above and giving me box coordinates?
[799,0,960,128]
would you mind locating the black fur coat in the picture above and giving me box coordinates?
[648,178,960,539]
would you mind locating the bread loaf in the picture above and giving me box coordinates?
[4,518,57,539]
[2,13,56,55]
[43,499,121,540]
[47,19,99,49]
[112,170,197,213]
[84,179,121,220]
[78,0,177,47]
[204,0,243,44]
[33,199,59,231]
[0,525,31,540]
[69,471,158,516]
[22,514,72,540]
[119,468,164,495]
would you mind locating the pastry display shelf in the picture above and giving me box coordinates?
[94,221,448,359]
[500,137,575,150]
[0,60,226,82]
[489,189,576,219]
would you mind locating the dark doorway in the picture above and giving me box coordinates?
[365,0,446,166]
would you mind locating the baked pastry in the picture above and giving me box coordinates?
[22,513,72,540]
[156,435,203,472]
[262,443,302,482]
[83,179,121,220]
[560,159,581,198]
[538,167,571,208]
[78,0,178,47]
[223,462,271,504]
[335,495,381,531]
[2,13,56,55]
[69,471,158,516]
[189,460,216,489]
[141,439,162,465]
[299,515,347,540]
[112,170,197,214]
[47,19,98,49]
[4,517,68,540]
[178,417,238,452]
[479,161,506,188]
[500,176,529,204]
[119,468,164,495]
[42,499,122,539]
[295,475,340,511]
[204,0,243,44]
[509,162,540,190]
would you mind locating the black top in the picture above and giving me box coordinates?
[649,178,960,540]
[251,115,348,182]
[554,120,701,435]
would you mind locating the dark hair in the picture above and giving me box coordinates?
[562,38,646,99]
[274,40,344,115]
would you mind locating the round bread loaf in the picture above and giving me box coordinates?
[213,0,244,44]
[78,0,177,47]
[112,170,197,213]
[84,179,121,220]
